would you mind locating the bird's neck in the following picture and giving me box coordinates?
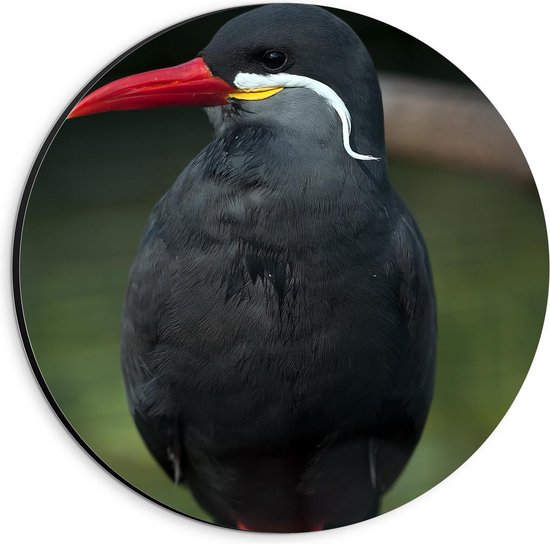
[206,81,387,172]
[174,115,393,255]
[205,95,388,188]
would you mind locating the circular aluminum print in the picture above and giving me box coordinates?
[14,3,547,533]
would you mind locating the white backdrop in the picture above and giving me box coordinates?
[2,1,549,542]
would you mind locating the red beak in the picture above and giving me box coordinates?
[68,57,235,119]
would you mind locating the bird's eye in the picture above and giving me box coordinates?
[261,50,288,72]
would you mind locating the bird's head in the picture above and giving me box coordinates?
[69,4,386,162]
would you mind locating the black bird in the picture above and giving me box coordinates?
[69,4,436,532]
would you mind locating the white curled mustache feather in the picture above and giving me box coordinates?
[233,72,380,162]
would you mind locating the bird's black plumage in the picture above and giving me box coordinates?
[120,4,436,532]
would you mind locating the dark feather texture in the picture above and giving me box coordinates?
[120,4,436,532]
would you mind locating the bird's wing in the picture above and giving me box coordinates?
[394,198,437,374]
[372,195,437,492]
[120,210,185,482]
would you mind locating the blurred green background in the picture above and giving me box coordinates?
[19,5,548,524]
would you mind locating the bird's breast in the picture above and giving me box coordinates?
[158,232,399,441]
[157,162,401,438]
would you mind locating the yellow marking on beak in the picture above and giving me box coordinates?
[228,87,284,100]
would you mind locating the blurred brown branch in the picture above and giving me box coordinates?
[380,73,532,183]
